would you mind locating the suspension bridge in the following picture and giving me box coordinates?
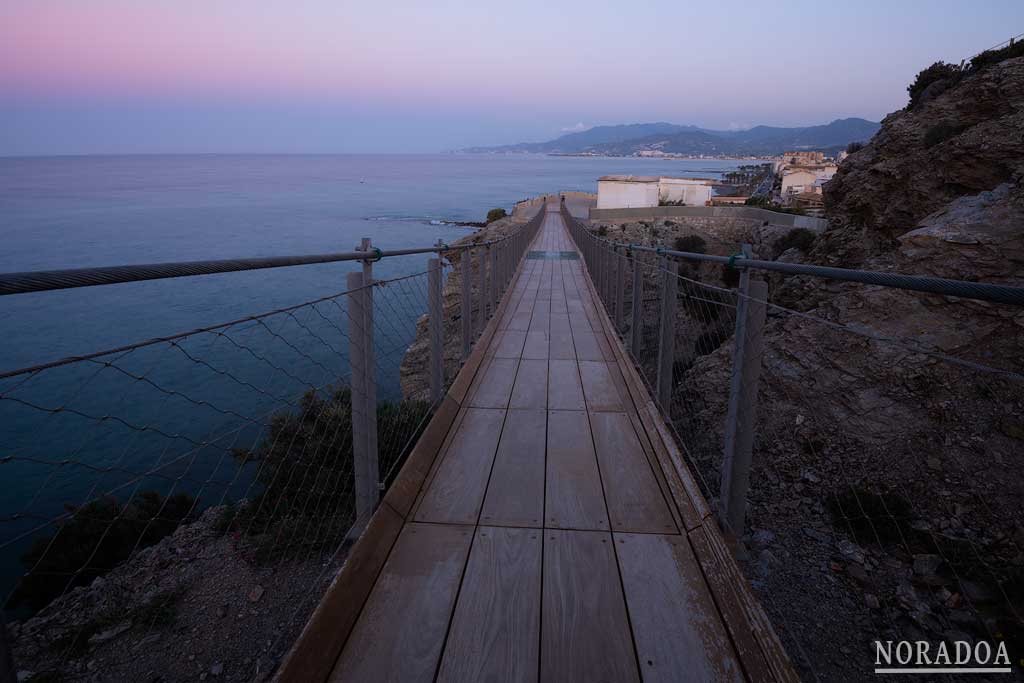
[1,196,1021,682]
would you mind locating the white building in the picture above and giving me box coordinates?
[779,166,837,201]
[596,175,714,209]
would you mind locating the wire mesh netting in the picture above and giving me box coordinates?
[574,217,1024,681]
[0,264,456,681]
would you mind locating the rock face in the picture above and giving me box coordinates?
[670,56,1024,681]
[823,56,1024,269]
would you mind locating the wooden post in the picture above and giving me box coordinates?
[357,238,379,502]
[630,251,644,355]
[614,246,626,332]
[476,245,486,334]
[428,257,444,404]
[655,257,678,413]
[720,247,767,537]
[489,245,498,313]
[461,247,472,361]
[346,271,373,532]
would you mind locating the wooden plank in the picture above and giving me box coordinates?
[480,409,546,527]
[468,357,519,409]
[545,410,607,530]
[510,358,548,410]
[277,503,404,683]
[414,407,506,525]
[547,359,585,411]
[436,526,542,683]
[331,523,474,683]
[383,395,462,519]
[522,330,549,360]
[578,361,623,412]
[700,523,799,682]
[492,330,527,358]
[571,330,605,361]
[688,526,778,683]
[589,411,677,534]
[548,329,576,360]
[541,529,639,683]
[615,532,744,682]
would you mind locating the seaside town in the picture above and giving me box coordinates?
[594,148,844,217]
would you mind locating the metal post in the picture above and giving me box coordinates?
[461,248,472,361]
[720,247,767,537]
[655,257,678,412]
[357,238,379,502]
[346,271,373,532]
[489,245,498,312]
[614,247,625,332]
[630,252,644,355]
[477,245,487,332]
[428,257,444,404]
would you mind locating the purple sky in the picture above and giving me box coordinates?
[2,0,1022,155]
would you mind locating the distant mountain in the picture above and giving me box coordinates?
[463,118,880,156]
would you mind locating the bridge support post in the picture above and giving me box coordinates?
[346,271,375,533]
[477,246,487,333]
[720,244,767,538]
[614,246,626,333]
[655,257,678,413]
[357,238,379,505]
[460,248,472,362]
[489,245,498,313]
[630,250,644,355]
[428,257,444,404]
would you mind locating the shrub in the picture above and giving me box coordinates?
[229,388,429,564]
[745,195,770,207]
[846,141,864,154]
[906,61,962,109]
[485,208,507,224]
[11,492,196,612]
[773,228,816,254]
[597,225,608,237]
[923,122,968,148]
[721,264,740,288]
[673,235,707,254]
[969,38,1024,72]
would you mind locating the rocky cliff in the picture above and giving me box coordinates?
[673,56,1024,680]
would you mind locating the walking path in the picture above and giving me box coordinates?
[281,203,795,683]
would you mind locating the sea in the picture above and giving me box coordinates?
[0,153,744,609]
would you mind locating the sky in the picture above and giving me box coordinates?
[1,0,1022,155]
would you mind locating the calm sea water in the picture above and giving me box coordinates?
[0,154,743,607]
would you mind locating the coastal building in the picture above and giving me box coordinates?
[596,175,714,209]
[782,150,825,166]
[779,166,837,203]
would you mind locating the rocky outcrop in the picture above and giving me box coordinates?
[671,56,1024,681]
[10,507,344,682]
[822,56,1024,269]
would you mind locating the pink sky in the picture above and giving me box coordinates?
[2,0,1023,153]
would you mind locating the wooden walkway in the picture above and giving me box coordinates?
[279,204,795,683]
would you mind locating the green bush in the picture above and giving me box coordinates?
[228,388,429,564]
[485,208,507,224]
[773,228,817,254]
[906,61,962,109]
[721,264,740,288]
[11,492,196,612]
[969,38,1024,72]
[673,235,707,254]
[597,225,608,237]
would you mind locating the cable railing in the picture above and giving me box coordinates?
[562,203,1024,680]
[0,207,545,681]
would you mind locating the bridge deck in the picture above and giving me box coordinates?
[282,205,794,683]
